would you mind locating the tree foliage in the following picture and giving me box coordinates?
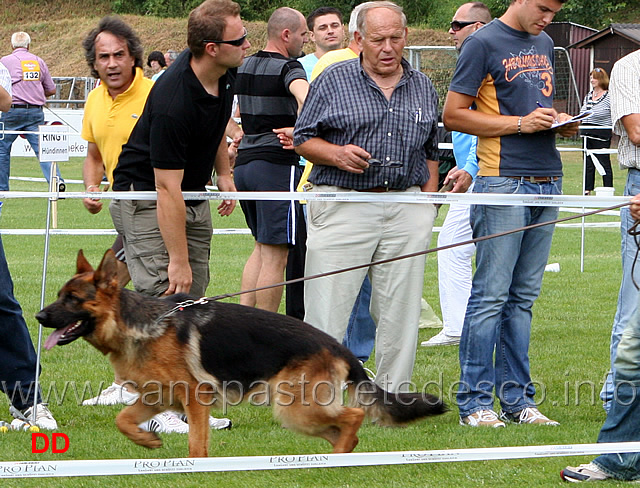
[112,0,626,30]
[483,0,626,29]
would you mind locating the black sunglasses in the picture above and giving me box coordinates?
[203,27,248,47]
[450,20,484,32]
[368,159,404,168]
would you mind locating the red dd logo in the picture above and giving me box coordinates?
[31,433,70,453]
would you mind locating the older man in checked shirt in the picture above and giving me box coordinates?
[294,1,442,393]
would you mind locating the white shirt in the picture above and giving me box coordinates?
[610,50,640,169]
[0,62,12,97]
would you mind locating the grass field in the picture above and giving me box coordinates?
[0,147,634,487]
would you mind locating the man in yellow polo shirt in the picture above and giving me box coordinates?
[78,15,153,401]
[80,15,153,287]
[78,17,190,431]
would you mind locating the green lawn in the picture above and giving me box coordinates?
[0,147,633,487]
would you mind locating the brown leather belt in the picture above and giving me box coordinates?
[508,176,560,183]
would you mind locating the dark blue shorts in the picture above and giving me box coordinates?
[234,160,302,245]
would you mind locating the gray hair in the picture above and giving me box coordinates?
[166,50,179,62]
[11,32,31,49]
[348,2,377,40]
[356,1,406,38]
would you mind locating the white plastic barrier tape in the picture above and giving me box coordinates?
[0,190,630,208]
[1,442,640,478]
[0,228,251,236]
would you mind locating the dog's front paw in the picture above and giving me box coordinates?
[131,429,163,449]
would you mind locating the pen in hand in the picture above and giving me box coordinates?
[536,100,558,125]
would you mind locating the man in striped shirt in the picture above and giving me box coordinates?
[561,50,640,483]
[0,63,10,111]
[598,49,640,413]
[234,7,309,313]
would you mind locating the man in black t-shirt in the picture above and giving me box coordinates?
[112,0,249,298]
[234,7,309,313]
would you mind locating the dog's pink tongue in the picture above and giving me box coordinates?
[44,328,67,350]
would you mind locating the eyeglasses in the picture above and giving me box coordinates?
[368,159,404,168]
[203,27,248,47]
[450,20,484,32]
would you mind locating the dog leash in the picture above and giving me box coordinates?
[154,297,210,323]
[154,201,633,319]
[195,201,632,303]
[628,220,640,290]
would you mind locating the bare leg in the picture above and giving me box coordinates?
[255,243,288,312]
[116,260,131,287]
[240,243,262,307]
[240,242,289,312]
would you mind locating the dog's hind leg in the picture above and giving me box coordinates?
[272,354,366,453]
[183,402,210,457]
[322,407,365,453]
[115,403,163,450]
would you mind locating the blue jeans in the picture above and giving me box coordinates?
[592,304,640,481]
[457,176,561,417]
[0,233,42,410]
[0,107,63,191]
[601,168,640,410]
[343,275,376,362]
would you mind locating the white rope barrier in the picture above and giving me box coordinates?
[0,228,252,236]
[0,189,630,208]
[1,442,639,479]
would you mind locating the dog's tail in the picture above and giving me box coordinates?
[345,360,447,426]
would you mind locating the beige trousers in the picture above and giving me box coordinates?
[304,185,437,392]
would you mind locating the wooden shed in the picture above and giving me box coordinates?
[568,23,640,98]
[545,22,597,102]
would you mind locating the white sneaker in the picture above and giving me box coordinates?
[501,407,559,426]
[178,413,232,430]
[460,409,506,428]
[11,403,58,430]
[421,331,460,347]
[82,382,139,406]
[139,411,189,434]
[561,462,611,482]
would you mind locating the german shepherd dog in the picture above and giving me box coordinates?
[37,250,446,457]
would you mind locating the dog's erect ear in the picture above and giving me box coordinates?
[76,250,94,274]
[93,249,119,289]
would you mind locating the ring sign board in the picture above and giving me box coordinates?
[39,124,69,162]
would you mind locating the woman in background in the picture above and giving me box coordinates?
[580,67,613,195]
[147,50,166,81]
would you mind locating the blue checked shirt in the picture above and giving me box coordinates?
[293,57,439,190]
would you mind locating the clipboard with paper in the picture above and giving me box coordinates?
[551,110,593,129]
